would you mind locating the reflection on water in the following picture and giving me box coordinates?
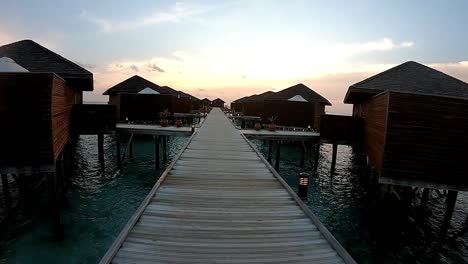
[251,140,468,264]
[0,134,188,264]
[1,136,468,263]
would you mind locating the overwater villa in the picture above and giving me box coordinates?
[210,98,225,108]
[104,75,200,122]
[1,45,468,264]
[264,84,331,130]
[343,61,468,192]
[232,83,331,130]
[0,39,112,173]
[233,91,275,117]
[0,40,116,235]
[201,98,211,108]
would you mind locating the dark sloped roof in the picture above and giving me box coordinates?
[345,61,468,103]
[201,98,211,102]
[0,39,93,90]
[0,40,91,76]
[103,75,169,95]
[266,84,331,105]
[213,98,225,103]
[232,96,250,104]
[173,89,200,101]
[243,91,275,102]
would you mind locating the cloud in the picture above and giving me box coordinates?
[88,37,468,115]
[88,59,468,113]
[148,63,165,72]
[129,65,139,72]
[103,37,415,84]
[428,61,468,81]
[81,2,208,32]
[77,62,96,70]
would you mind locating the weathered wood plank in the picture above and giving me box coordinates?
[101,108,354,264]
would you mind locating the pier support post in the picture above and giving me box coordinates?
[116,134,122,169]
[440,190,458,239]
[298,172,310,199]
[98,133,105,171]
[300,141,305,167]
[56,156,66,200]
[421,188,430,207]
[155,135,160,169]
[275,140,281,172]
[162,136,168,163]
[313,143,320,176]
[267,140,273,163]
[330,143,338,173]
[1,174,11,208]
[129,135,134,160]
[47,171,63,239]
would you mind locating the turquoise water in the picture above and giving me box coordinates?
[251,140,468,264]
[1,135,468,263]
[0,135,188,264]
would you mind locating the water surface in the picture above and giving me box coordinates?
[1,135,468,263]
[0,134,188,264]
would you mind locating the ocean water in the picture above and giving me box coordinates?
[1,136,468,263]
[251,140,468,264]
[0,134,188,264]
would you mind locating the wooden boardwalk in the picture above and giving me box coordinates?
[101,108,355,264]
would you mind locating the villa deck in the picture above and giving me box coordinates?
[101,108,355,264]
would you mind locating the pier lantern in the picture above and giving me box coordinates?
[298,172,310,199]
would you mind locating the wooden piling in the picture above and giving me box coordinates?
[313,143,320,175]
[267,140,273,163]
[56,156,66,199]
[47,171,63,238]
[300,141,305,167]
[275,140,281,172]
[128,135,134,160]
[331,143,338,173]
[421,188,430,207]
[440,190,458,239]
[98,133,105,170]
[116,134,122,169]
[155,135,160,169]
[162,136,168,163]
[1,174,11,208]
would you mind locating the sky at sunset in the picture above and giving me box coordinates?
[1,0,467,114]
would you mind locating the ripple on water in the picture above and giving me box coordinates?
[251,139,468,264]
[0,134,188,264]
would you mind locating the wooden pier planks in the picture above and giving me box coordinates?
[101,108,354,264]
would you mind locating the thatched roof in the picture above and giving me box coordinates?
[345,61,468,103]
[266,84,331,105]
[0,40,93,90]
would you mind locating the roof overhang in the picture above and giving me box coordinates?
[344,87,383,104]
[60,73,94,91]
